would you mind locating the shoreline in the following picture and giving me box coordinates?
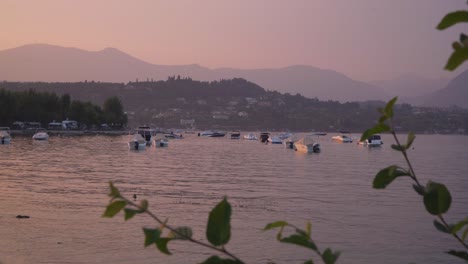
[9,129,131,137]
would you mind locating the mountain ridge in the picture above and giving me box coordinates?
[0,44,388,102]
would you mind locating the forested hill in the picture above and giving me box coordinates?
[1,78,467,133]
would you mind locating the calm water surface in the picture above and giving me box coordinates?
[1,133,467,264]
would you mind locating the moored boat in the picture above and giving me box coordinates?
[230,131,241,139]
[332,134,353,143]
[0,127,11,144]
[32,129,49,141]
[260,132,270,143]
[294,136,321,153]
[358,135,383,147]
[243,133,258,140]
[268,136,283,144]
[154,138,169,147]
[136,125,156,146]
[128,134,147,150]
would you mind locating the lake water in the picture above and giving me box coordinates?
[1,133,467,264]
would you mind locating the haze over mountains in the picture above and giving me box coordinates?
[0,44,466,107]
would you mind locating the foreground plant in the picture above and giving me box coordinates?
[437,2,468,70]
[103,182,338,264]
[361,97,468,262]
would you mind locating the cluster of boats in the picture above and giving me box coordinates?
[0,126,382,151]
[0,127,49,144]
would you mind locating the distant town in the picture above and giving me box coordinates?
[1,77,467,134]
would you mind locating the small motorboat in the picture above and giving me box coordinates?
[32,129,49,141]
[230,131,241,139]
[268,136,283,144]
[260,132,270,143]
[332,135,353,143]
[128,134,147,150]
[136,125,156,146]
[0,127,11,145]
[243,133,258,140]
[294,136,321,153]
[359,135,383,147]
[154,138,169,147]
[199,130,215,136]
[208,131,226,137]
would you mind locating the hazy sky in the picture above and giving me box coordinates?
[1,0,467,81]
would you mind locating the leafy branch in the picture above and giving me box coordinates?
[104,182,337,263]
[103,182,243,264]
[263,221,340,264]
[361,97,468,262]
[437,5,468,71]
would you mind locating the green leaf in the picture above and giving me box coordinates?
[412,184,426,196]
[423,181,452,215]
[280,234,317,251]
[303,260,314,264]
[143,228,161,247]
[322,248,340,264]
[360,123,390,142]
[200,256,243,264]
[391,144,406,152]
[406,132,416,149]
[124,208,142,221]
[445,46,468,71]
[451,218,468,234]
[102,200,127,218]
[433,220,450,233]
[437,11,468,30]
[446,250,468,261]
[264,221,289,231]
[170,226,193,240]
[373,165,410,189]
[383,97,398,119]
[108,181,120,198]
[155,237,172,255]
[206,197,232,246]
[124,208,137,220]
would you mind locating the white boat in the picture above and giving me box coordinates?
[136,126,156,146]
[154,138,169,147]
[268,136,283,144]
[243,133,258,140]
[128,134,147,150]
[32,129,49,140]
[294,136,321,153]
[359,135,383,147]
[0,127,11,144]
[332,134,353,143]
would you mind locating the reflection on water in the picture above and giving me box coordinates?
[1,134,467,264]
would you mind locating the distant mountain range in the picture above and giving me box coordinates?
[0,44,467,107]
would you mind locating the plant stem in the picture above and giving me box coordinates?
[123,197,244,263]
[439,214,468,250]
[389,120,421,187]
[389,119,468,250]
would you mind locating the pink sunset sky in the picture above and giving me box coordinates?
[0,0,467,81]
